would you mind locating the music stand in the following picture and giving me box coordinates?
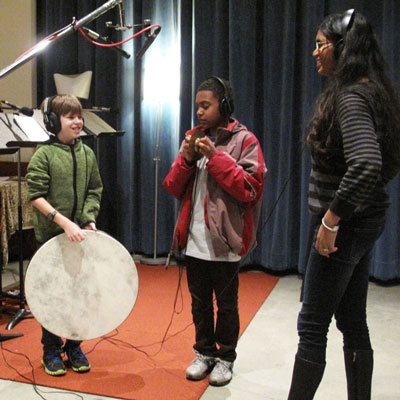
[0,147,25,341]
[81,109,125,164]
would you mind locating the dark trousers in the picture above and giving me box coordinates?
[185,256,240,363]
[297,215,386,364]
[41,326,81,353]
[35,240,82,355]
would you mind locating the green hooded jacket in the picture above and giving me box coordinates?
[26,138,103,243]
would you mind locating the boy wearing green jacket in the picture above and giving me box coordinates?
[27,94,102,376]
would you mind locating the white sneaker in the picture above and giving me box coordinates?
[209,359,233,386]
[186,351,215,380]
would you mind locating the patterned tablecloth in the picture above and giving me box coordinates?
[0,176,33,267]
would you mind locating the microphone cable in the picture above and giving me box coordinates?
[259,141,308,234]
[77,23,161,52]
[0,341,84,400]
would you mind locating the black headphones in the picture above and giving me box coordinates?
[334,8,356,59]
[43,95,61,134]
[210,76,234,117]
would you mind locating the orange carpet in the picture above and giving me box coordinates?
[0,264,279,400]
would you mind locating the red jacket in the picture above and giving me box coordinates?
[163,119,267,258]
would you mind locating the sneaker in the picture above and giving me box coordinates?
[186,350,215,380]
[42,351,66,376]
[209,359,233,386]
[64,345,91,373]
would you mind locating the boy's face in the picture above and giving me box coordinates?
[58,112,83,144]
[195,90,225,132]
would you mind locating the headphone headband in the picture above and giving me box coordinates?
[341,9,355,40]
[334,9,356,59]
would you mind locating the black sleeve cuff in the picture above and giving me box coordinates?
[330,195,357,220]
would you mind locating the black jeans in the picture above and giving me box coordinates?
[297,215,386,364]
[185,256,240,363]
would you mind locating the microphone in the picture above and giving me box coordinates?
[136,27,161,59]
[1,100,34,116]
[82,27,131,59]
[143,19,151,38]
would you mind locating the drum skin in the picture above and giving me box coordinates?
[25,230,138,340]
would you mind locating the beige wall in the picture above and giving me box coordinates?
[0,0,36,161]
[0,0,36,106]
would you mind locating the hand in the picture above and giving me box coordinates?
[63,220,87,242]
[182,135,197,164]
[197,136,216,159]
[83,222,97,232]
[315,224,338,258]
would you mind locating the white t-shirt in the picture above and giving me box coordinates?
[185,157,241,262]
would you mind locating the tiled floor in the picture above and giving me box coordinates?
[1,260,399,399]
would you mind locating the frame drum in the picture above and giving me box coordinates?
[25,230,138,340]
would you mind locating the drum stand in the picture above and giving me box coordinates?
[0,146,31,332]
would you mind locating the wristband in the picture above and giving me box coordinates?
[47,210,58,221]
[321,217,339,232]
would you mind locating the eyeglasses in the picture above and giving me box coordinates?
[315,40,332,50]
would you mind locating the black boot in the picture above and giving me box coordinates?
[344,349,373,400]
[287,355,326,400]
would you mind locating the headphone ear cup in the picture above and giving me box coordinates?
[45,111,61,135]
[334,38,344,59]
[211,76,234,117]
[43,96,61,135]
[219,97,230,117]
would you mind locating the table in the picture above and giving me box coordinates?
[0,176,33,267]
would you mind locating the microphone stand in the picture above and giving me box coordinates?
[0,147,32,330]
[140,103,167,265]
[0,0,124,79]
[0,147,25,341]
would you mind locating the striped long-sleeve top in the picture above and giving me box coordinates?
[308,84,391,219]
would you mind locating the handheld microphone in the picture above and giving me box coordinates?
[1,100,34,116]
[136,27,161,59]
[82,27,131,59]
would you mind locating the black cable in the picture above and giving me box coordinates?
[0,342,84,400]
[259,141,308,233]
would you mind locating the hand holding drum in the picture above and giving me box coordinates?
[186,130,205,162]
[25,231,138,341]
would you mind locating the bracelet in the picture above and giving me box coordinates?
[321,218,339,232]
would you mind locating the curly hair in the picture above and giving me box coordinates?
[308,11,400,180]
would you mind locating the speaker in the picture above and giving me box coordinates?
[43,96,61,135]
[334,9,355,59]
[210,76,234,116]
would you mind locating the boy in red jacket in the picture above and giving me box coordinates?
[163,77,266,386]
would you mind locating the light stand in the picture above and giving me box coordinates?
[140,103,167,265]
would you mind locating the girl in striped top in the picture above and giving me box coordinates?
[288,9,400,400]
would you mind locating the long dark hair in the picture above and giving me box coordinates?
[308,11,400,180]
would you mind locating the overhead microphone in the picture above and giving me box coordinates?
[1,100,34,116]
[82,27,131,59]
[143,19,151,37]
[136,27,161,59]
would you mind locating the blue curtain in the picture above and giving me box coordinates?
[36,0,400,280]
[117,1,181,256]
